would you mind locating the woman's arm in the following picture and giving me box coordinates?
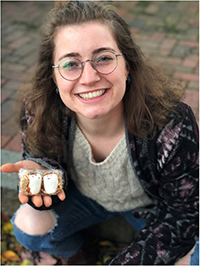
[108,103,199,265]
[1,100,68,210]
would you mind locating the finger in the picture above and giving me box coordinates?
[1,160,46,174]
[15,161,46,170]
[1,163,21,173]
[18,192,29,204]
[32,195,43,207]
[43,195,52,207]
[57,190,66,201]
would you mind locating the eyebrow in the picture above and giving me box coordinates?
[58,47,116,61]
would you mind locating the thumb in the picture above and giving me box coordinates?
[1,162,23,173]
[1,160,44,173]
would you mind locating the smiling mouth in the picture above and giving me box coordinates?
[78,89,106,100]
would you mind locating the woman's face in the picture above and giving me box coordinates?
[53,21,128,121]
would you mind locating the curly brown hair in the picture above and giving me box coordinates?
[22,1,184,158]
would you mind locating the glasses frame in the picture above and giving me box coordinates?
[52,50,123,81]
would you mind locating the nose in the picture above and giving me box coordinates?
[79,60,101,85]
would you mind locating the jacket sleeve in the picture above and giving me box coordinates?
[19,101,68,211]
[108,103,199,265]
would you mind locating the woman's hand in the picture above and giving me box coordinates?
[1,160,66,207]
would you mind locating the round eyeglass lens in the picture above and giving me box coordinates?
[59,58,82,80]
[93,51,117,74]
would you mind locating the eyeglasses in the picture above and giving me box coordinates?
[52,50,123,81]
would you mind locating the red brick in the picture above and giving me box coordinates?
[1,116,20,137]
[182,55,199,68]
[130,28,140,35]
[178,41,199,48]
[158,49,171,57]
[2,62,27,73]
[9,36,30,50]
[4,29,24,43]
[1,135,10,148]
[160,39,177,50]
[2,81,21,91]
[194,67,199,74]
[184,89,199,113]
[116,8,127,17]
[187,4,198,14]
[1,99,18,123]
[145,4,159,15]
[2,71,33,83]
[4,133,21,152]
[179,81,187,90]
[1,90,13,104]
[187,81,199,91]
[149,32,165,42]
[173,72,199,82]
[1,79,7,86]
[132,33,149,41]
[154,57,182,66]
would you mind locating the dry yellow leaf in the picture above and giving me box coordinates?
[99,240,113,247]
[103,255,111,264]
[14,245,24,251]
[2,222,13,234]
[2,250,20,261]
[21,258,33,265]
[1,254,7,262]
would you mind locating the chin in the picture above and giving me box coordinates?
[83,110,107,120]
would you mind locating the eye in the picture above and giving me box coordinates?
[95,54,113,65]
[60,59,80,71]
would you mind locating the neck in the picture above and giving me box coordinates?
[76,105,125,138]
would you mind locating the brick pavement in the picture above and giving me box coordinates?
[1,1,199,153]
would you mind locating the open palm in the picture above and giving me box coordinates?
[1,160,66,207]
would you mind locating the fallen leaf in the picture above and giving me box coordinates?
[2,222,13,234]
[14,245,24,252]
[99,240,113,247]
[103,255,111,264]
[1,213,11,224]
[1,241,7,253]
[1,254,7,262]
[2,250,20,261]
[21,258,34,265]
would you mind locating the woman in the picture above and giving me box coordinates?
[1,1,198,265]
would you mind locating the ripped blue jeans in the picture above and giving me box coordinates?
[11,180,199,264]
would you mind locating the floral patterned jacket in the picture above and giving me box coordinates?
[20,101,199,265]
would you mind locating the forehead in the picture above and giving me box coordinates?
[53,21,118,60]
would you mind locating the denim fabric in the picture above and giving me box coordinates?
[191,240,199,266]
[11,180,199,264]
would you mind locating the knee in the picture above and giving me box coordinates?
[14,204,56,235]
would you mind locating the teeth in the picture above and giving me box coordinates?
[79,89,106,100]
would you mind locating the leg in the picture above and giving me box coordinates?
[11,180,114,258]
[121,211,199,266]
[14,204,56,235]
[12,203,85,257]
